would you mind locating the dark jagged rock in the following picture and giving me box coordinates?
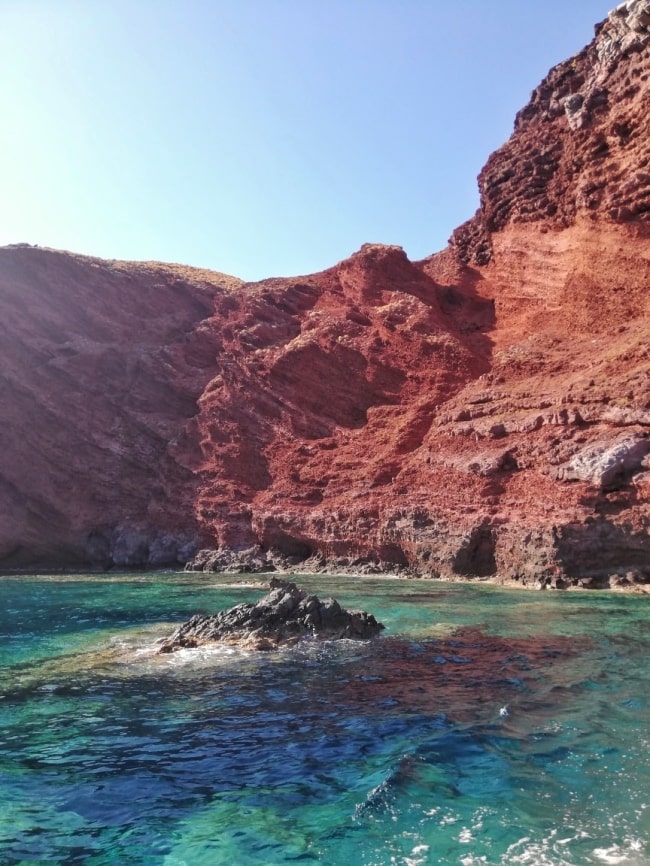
[158,578,385,652]
[185,545,276,574]
[184,545,412,577]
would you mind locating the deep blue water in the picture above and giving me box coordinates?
[0,573,648,865]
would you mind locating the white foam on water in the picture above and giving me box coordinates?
[500,829,648,866]
[166,644,251,667]
[404,844,430,866]
[593,838,646,864]
[208,581,268,590]
[504,831,573,866]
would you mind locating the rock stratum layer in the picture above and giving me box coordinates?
[1,2,648,587]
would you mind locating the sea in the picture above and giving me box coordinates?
[0,572,648,865]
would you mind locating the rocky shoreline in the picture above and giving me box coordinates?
[0,559,648,592]
[184,545,650,592]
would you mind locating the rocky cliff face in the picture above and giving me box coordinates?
[1,2,648,586]
[0,246,240,568]
[450,0,650,264]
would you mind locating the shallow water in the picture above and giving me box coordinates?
[0,573,648,865]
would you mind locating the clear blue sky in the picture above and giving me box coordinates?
[0,0,614,281]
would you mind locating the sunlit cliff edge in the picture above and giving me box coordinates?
[1,2,648,587]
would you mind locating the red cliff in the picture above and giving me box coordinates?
[1,2,648,587]
[0,248,240,568]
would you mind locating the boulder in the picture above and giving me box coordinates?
[557,435,650,490]
[158,578,385,652]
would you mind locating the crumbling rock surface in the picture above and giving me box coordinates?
[1,4,649,588]
[0,245,241,569]
[452,0,650,263]
[157,578,384,651]
[555,434,650,489]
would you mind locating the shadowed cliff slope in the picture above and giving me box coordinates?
[1,2,648,586]
[0,247,241,568]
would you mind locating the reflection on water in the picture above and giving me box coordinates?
[0,573,648,865]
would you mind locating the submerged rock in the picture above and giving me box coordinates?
[158,578,385,652]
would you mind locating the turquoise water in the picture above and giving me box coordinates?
[1,573,648,865]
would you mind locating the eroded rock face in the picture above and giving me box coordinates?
[1,4,649,588]
[556,435,650,489]
[0,246,241,569]
[452,0,650,260]
[157,578,385,651]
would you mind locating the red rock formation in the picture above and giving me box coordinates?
[415,0,650,586]
[0,245,240,568]
[1,2,648,586]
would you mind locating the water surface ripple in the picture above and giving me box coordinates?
[0,574,648,864]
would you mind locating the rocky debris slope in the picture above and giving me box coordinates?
[157,578,385,651]
[0,3,648,588]
[0,245,240,569]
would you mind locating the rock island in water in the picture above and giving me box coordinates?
[158,577,385,652]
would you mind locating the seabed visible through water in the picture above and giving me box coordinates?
[0,572,648,865]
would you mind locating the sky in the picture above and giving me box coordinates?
[0,0,615,281]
